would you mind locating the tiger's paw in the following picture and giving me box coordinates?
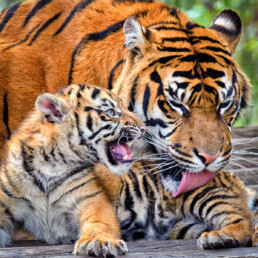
[252,226,258,247]
[73,237,128,257]
[197,230,249,250]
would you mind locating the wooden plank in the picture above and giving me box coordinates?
[1,240,257,258]
[232,126,258,138]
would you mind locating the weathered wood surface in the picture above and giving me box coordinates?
[2,126,258,257]
[1,239,258,257]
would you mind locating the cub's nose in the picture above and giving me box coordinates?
[198,151,220,165]
[140,125,146,134]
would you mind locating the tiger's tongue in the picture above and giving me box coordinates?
[110,143,132,162]
[172,170,215,197]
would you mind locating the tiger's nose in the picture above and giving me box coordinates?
[198,151,220,165]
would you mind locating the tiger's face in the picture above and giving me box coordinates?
[36,84,145,175]
[113,10,250,195]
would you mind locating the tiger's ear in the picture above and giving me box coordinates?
[123,16,148,52]
[36,93,69,123]
[210,10,242,54]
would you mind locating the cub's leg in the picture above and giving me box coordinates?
[74,193,128,257]
[197,219,253,249]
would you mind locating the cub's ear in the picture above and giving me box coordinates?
[36,93,69,123]
[210,9,242,54]
[123,16,148,52]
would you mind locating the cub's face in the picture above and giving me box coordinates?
[36,84,145,175]
[113,10,250,195]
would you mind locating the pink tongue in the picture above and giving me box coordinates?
[172,170,215,197]
[111,143,132,161]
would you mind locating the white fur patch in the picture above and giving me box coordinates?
[214,17,235,31]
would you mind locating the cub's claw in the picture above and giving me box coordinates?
[198,231,235,249]
[74,238,128,257]
[197,230,249,250]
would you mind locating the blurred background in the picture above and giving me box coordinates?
[1,0,257,126]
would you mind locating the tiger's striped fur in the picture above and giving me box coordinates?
[0,83,145,256]
[95,162,257,249]
[0,0,256,249]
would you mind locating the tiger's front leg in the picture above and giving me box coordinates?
[73,193,128,257]
[197,219,253,249]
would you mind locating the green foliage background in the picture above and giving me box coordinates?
[1,0,257,126]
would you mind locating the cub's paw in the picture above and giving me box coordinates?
[252,226,258,247]
[73,238,128,257]
[197,230,249,250]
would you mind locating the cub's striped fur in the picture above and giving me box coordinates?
[0,84,145,256]
[95,162,258,249]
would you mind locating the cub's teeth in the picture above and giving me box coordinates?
[123,155,128,160]
[128,142,133,147]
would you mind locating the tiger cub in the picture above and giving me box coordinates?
[0,83,145,256]
[95,162,257,249]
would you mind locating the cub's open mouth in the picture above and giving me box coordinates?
[107,135,135,165]
[172,170,215,197]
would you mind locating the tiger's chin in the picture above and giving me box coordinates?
[161,169,216,198]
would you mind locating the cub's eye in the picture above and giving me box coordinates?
[104,108,120,118]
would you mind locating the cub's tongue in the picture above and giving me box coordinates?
[110,143,132,163]
[172,170,215,197]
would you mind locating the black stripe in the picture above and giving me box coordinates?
[196,53,217,63]
[177,223,196,239]
[73,190,102,208]
[69,20,124,83]
[158,47,190,52]
[227,218,243,225]
[189,186,217,214]
[108,59,124,90]
[210,211,238,222]
[203,199,237,218]
[87,114,93,131]
[142,84,150,120]
[150,70,163,98]
[161,37,189,44]
[53,0,95,36]
[0,178,34,210]
[23,0,53,27]
[191,36,221,45]
[145,118,168,128]
[88,124,110,140]
[125,182,134,210]
[75,112,86,145]
[4,24,40,51]
[48,165,91,195]
[202,46,231,56]
[204,68,225,79]
[3,93,11,139]
[0,3,21,33]
[91,88,100,99]
[153,26,187,33]
[52,177,97,205]
[173,70,195,79]
[28,12,62,46]
[22,144,46,193]
[128,76,139,112]
[129,170,142,199]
